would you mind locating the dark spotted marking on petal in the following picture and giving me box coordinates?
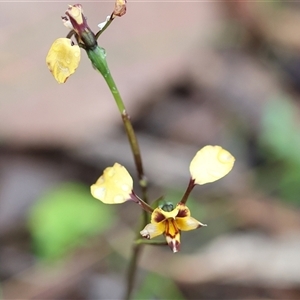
[177,207,189,218]
[153,211,165,223]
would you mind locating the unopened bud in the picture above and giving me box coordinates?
[113,0,127,18]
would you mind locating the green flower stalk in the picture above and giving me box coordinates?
[50,3,149,201]
[46,3,148,299]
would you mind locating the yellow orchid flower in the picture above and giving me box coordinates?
[190,145,235,185]
[46,38,80,84]
[140,203,206,253]
[91,163,133,204]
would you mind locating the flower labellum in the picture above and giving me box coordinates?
[140,203,206,253]
[46,38,80,84]
[190,145,235,185]
[91,163,133,204]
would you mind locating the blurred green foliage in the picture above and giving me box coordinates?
[27,182,115,261]
[134,272,185,300]
[261,96,300,163]
[259,96,300,205]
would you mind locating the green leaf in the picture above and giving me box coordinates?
[279,164,300,205]
[260,96,300,164]
[27,182,115,261]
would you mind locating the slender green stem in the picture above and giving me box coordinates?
[102,67,150,300]
[100,67,126,113]
[103,72,149,300]
[124,243,142,300]
[95,15,114,40]
[87,47,146,186]
[135,239,167,246]
[105,72,149,214]
[125,238,167,300]
[121,112,143,177]
[86,45,149,300]
[62,5,147,300]
[125,213,165,300]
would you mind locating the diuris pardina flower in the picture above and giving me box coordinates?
[90,145,235,252]
[140,145,235,252]
[140,202,206,253]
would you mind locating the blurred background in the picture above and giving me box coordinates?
[1,1,300,299]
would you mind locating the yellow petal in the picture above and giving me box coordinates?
[90,163,133,204]
[46,38,80,84]
[140,223,165,239]
[189,145,235,185]
[175,203,206,231]
[176,216,206,231]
